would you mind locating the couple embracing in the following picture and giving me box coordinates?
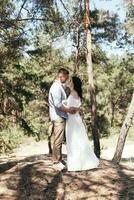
[48,68,99,171]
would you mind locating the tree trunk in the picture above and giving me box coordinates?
[112,91,134,164]
[111,99,115,127]
[84,0,100,158]
[48,122,53,154]
[74,26,80,74]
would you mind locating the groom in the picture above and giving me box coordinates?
[48,68,77,170]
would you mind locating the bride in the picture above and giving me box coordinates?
[62,76,99,171]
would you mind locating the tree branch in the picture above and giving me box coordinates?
[0,17,54,25]
[17,0,28,19]
[59,0,70,15]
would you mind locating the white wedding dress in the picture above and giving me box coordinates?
[63,95,99,171]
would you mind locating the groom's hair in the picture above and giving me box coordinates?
[58,68,69,75]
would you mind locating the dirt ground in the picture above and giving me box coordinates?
[0,154,134,200]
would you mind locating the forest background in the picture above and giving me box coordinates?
[0,0,133,157]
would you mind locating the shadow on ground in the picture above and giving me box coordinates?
[0,154,134,200]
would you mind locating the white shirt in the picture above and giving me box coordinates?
[48,80,68,121]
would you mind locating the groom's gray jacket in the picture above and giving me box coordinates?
[48,80,68,121]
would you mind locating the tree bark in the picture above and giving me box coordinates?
[74,26,80,74]
[84,0,100,158]
[111,99,115,127]
[48,122,53,154]
[112,91,134,164]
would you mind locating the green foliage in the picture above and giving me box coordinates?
[0,0,133,153]
[0,125,31,153]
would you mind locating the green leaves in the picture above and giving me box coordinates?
[0,0,133,151]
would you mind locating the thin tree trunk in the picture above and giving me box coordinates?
[112,91,134,164]
[111,100,115,127]
[84,0,100,158]
[74,27,80,74]
[48,122,53,154]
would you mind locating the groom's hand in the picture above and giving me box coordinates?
[59,105,79,114]
[68,107,78,114]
